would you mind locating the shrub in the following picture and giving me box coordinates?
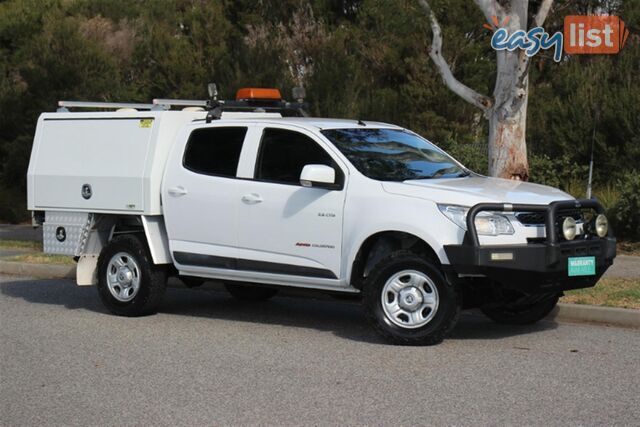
[607,171,640,241]
[529,154,589,190]
[592,185,620,212]
[446,142,488,175]
[0,186,29,224]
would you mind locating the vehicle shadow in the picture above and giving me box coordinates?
[1,277,558,345]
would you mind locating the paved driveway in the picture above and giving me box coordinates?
[1,275,638,426]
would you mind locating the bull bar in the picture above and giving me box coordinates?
[443,199,617,293]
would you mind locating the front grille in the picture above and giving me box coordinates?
[516,212,545,226]
[516,210,583,227]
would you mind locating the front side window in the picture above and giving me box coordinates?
[321,128,468,181]
[255,128,337,185]
[183,127,248,177]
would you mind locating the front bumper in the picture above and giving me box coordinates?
[444,199,616,294]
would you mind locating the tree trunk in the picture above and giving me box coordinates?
[488,0,530,180]
[488,97,529,180]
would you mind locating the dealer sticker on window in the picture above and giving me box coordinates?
[568,256,596,276]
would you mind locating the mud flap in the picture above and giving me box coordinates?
[77,254,98,286]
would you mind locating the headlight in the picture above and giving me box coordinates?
[562,217,577,240]
[595,214,608,237]
[438,204,515,236]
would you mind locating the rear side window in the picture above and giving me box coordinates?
[183,127,247,177]
[255,128,336,185]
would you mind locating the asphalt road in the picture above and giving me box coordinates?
[1,275,639,426]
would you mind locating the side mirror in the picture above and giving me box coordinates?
[300,164,337,189]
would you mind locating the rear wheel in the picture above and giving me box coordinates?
[225,282,278,301]
[481,293,560,325]
[97,234,167,316]
[363,250,459,345]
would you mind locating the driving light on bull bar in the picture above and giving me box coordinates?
[438,205,515,236]
[562,216,577,240]
[595,214,608,237]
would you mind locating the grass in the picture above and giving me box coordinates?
[564,181,621,211]
[0,239,43,251]
[7,253,75,265]
[562,278,640,309]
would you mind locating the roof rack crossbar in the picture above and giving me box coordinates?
[153,99,208,108]
[57,101,156,111]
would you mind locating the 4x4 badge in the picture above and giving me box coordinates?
[81,183,92,199]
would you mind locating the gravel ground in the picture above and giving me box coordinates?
[1,275,638,426]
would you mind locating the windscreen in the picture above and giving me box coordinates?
[321,128,467,181]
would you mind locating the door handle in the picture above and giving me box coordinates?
[241,193,263,204]
[168,186,188,197]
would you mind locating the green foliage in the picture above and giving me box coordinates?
[607,171,640,241]
[0,185,27,224]
[591,185,621,212]
[445,142,488,175]
[528,154,589,191]
[0,0,639,230]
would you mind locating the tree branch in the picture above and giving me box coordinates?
[533,0,554,27]
[418,0,492,111]
[516,0,554,85]
[473,0,506,25]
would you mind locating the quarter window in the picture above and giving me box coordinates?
[255,128,337,185]
[183,127,247,177]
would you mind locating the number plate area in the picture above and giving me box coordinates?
[568,256,596,276]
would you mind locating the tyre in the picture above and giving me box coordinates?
[481,293,560,325]
[225,282,278,301]
[180,276,205,288]
[363,250,460,345]
[97,234,167,316]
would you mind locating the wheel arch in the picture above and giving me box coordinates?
[102,215,170,264]
[349,230,440,289]
[77,214,170,286]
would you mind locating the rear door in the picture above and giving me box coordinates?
[235,126,347,280]
[162,125,249,263]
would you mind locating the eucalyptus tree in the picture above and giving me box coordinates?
[419,0,554,180]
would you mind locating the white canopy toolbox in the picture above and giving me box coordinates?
[27,110,205,215]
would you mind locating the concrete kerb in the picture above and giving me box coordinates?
[548,303,640,329]
[1,260,638,328]
[0,260,75,280]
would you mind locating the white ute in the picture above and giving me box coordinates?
[27,87,616,345]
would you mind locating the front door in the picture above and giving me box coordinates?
[236,127,347,280]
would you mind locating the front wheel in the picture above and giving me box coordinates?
[363,250,460,345]
[481,293,560,325]
[97,234,167,316]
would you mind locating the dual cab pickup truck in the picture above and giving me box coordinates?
[26,88,616,345]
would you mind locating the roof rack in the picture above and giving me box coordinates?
[55,84,309,119]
